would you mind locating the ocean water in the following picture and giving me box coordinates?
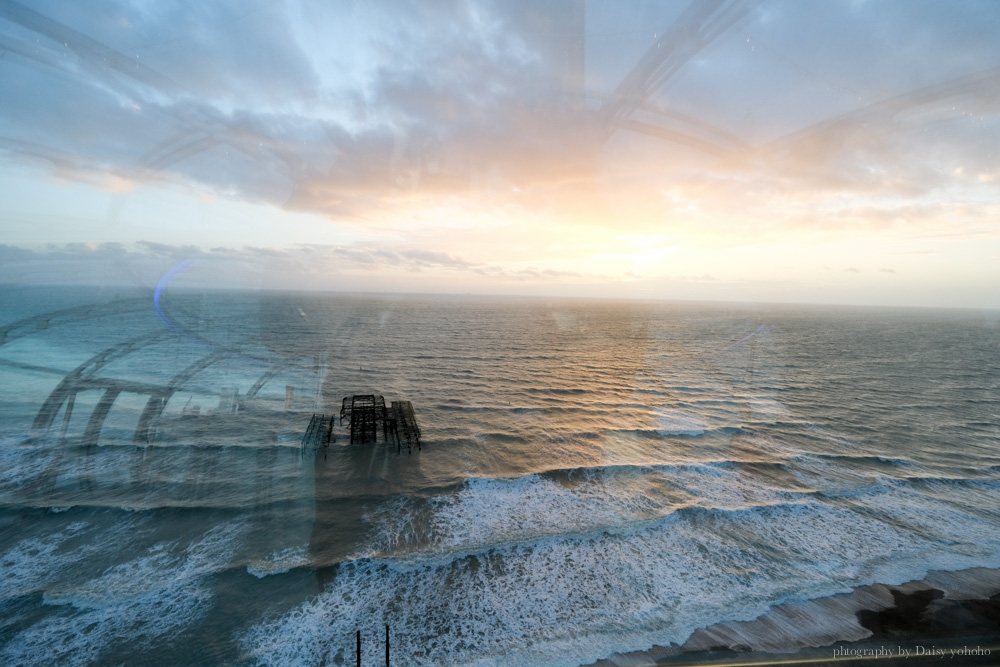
[1,286,999,665]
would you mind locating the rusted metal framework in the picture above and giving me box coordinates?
[390,401,421,453]
[337,394,422,452]
[301,413,335,452]
[346,395,385,444]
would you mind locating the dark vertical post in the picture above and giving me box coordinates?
[385,624,389,666]
[356,629,361,667]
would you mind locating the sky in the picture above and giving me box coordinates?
[1,0,999,307]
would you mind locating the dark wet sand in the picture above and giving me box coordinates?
[586,568,1000,667]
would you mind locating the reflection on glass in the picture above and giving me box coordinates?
[1,1,999,665]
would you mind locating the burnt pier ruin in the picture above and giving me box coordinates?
[341,394,422,452]
[301,413,335,451]
[301,394,422,453]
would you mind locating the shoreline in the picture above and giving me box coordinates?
[586,568,1000,666]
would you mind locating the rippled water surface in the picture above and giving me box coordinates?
[1,287,998,665]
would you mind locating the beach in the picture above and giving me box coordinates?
[589,568,1000,666]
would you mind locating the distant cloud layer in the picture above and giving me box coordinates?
[0,240,612,291]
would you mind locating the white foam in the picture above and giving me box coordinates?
[0,520,123,601]
[363,470,653,560]
[43,521,246,608]
[245,467,1000,667]
[422,473,660,554]
[2,576,212,667]
[0,518,247,665]
[663,461,812,512]
[236,503,881,666]
[362,464,814,564]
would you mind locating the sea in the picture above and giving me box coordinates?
[1,285,998,666]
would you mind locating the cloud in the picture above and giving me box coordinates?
[0,243,40,261]
[135,240,208,259]
[0,240,602,289]
[513,267,580,278]
[398,249,474,268]
[0,0,998,253]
